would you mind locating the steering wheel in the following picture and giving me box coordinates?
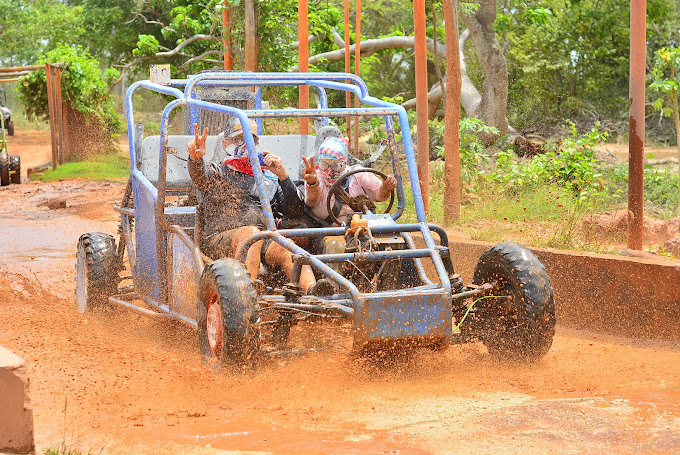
[326,167,395,226]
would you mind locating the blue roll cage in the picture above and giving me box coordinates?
[124,72,453,308]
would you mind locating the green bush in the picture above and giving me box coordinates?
[434,117,495,185]
[17,44,121,134]
[488,122,608,200]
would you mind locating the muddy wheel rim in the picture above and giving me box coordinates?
[76,247,88,313]
[206,291,223,359]
[492,277,519,330]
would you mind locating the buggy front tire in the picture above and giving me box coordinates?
[75,233,118,313]
[9,155,20,184]
[0,151,8,186]
[472,242,556,362]
[197,259,261,367]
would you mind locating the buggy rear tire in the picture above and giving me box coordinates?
[0,151,8,186]
[472,242,555,362]
[75,233,119,313]
[7,121,14,136]
[197,259,261,367]
[9,155,20,184]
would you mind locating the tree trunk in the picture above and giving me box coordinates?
[245,0,259,72]
[443,0,461,222]
[672,68,680,214]
[460,0,509,144]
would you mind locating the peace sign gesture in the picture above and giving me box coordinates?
[301,156,318,186]
[188,123,208,161]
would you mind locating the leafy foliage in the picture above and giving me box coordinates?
[0,0,84,66]
[17,45,122,133]
[435,117,495,184]
[489,122,608,199]
[650,47,680,128]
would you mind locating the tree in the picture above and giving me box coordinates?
[459,0,507,143]
[66,0,176,67]
[297,2,509,143]
[108,0,344,89]
[17,45,122,156]
[0,0,83,66]
[650,46,680,212]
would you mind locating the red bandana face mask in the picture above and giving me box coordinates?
[224,156,255,175]
[323,167,341,184]
[224,144,266,176]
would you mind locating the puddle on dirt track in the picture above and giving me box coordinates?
[127,417,426,454]
[0,220,76,262]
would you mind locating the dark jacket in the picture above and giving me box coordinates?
[188,157,304,239]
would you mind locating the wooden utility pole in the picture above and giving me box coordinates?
[245,0,259,72]
[45,64,64,168]
[353,0,362,154]
[443,0,461,223]
[298,0,309,134]
[344,0,351,149]
[627,0,646,250]
[413,0,430,213]
[222,0,233,70]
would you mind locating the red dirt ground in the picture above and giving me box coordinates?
[1,133,680,454]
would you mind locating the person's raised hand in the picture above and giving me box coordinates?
[262,151,288,180]
[301,156,318,186]
[188,123,208,161]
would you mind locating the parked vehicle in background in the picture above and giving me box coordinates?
[0,111,20,185]
[0,88,14,136]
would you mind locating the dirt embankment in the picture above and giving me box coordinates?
[2,180,680,454]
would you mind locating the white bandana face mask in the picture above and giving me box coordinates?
[225,143,247,159]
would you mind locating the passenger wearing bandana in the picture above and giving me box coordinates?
[301,137,397,225]
[187,118,316,292]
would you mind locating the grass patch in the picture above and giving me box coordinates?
[461,185,578,223]
[44,444,93,455]
[33,154,129,182]
[392,179,625,252]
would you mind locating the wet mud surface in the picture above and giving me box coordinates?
[2,180,680,454]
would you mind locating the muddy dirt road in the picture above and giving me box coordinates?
[5,130,53,180]
[2,180,680,454]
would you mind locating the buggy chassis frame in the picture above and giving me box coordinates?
[116,72,473,346]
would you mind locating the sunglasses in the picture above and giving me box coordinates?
[318,160,345,172]
[231,135,259,147]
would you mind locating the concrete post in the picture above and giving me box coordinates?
[0,346,34,454]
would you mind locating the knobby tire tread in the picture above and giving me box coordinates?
[0,151,9,186]
[9,155,20,184]
[197,259,261,366]
[472,242,556,362]
[79,233,118,309]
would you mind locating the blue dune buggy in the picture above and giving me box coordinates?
[75,72,555,364]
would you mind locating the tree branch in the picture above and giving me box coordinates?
[401,28,480,117]
[126,11,177,35]
[291,35,321,49]
[458,28,481,115]
[289,34,448,71]
[429,0,445,94]
[106,34,221,95]
[176,50,224,73]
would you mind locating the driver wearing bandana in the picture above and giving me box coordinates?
[187,117,316,292]
[301,136,397,225]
